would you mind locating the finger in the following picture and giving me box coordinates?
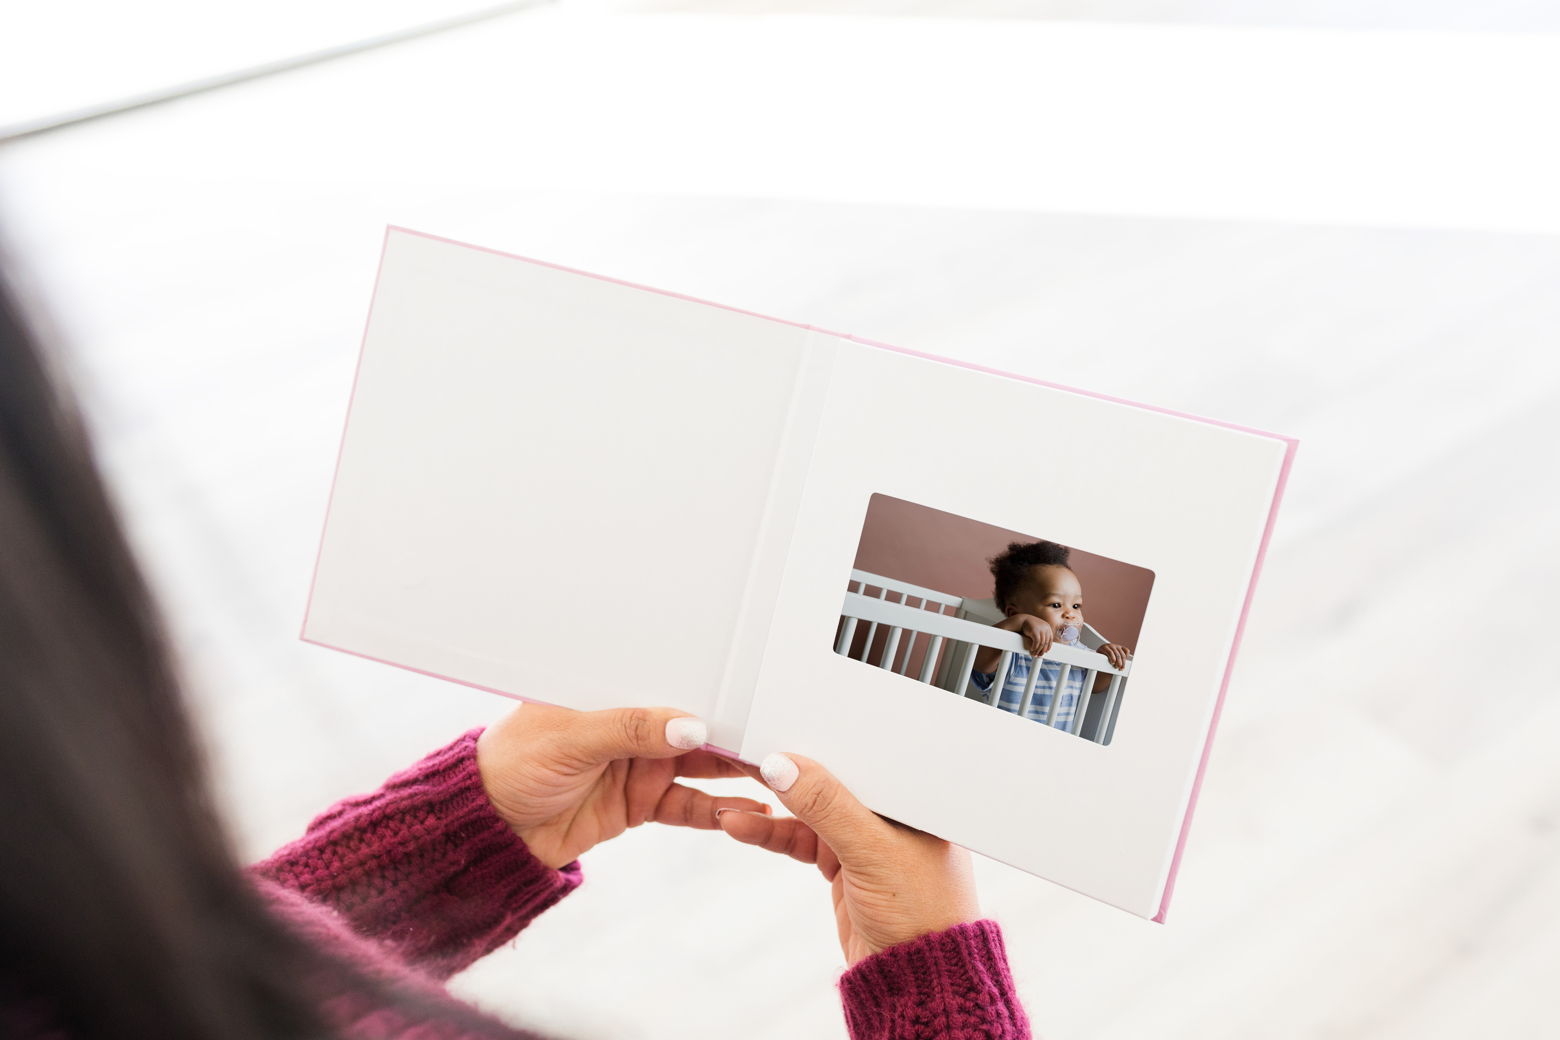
[753,752,887,862]
[716,807,824,866]
[566,706,709,768]
[727,758,766,782]
[692,751,770,785]
[673,750,751,780]
[816,836,843,883]
[653,783,773,829]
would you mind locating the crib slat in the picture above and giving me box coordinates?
[1016,657,1043,717]
[897,600,923,675]
[861,621,878,662]
[953,643,974,697]
[918,635,944,683]
[1097,673,1124,744]
[859,587,888,667]
[989,651,1011,707]
[881,626,902,669]
[1044,663,1072,727]
[1070,670,1097,734]
[835,616,858,657]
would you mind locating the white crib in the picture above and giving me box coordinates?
[834,569,1130,744]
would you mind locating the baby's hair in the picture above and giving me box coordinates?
[987,540,1072,614]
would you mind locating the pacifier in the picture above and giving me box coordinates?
[1058,624,1082,646]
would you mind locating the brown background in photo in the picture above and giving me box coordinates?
[842,493,1153,674]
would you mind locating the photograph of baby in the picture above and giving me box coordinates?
[833,494,1153,745]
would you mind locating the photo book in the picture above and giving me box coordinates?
[302,226,1296,920]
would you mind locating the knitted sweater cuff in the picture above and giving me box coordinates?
[838,920,1031,1040]
[251,727,582,980]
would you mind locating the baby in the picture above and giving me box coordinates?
[968,540,1133,730]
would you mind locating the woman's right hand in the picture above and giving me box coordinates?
[716,753,981,967]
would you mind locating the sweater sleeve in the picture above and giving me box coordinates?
[250,727,582,981]
[838,920,1031,1040]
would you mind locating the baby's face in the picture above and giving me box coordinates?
[1006,565,1085,636]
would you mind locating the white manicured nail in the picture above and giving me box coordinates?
[760,753,799,792]
[665,717,708,750]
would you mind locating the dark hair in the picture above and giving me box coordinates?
[0,248,548,1040]
[0,253,344,1036]
[987,540,1071,614]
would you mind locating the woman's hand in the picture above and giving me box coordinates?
[717,752,980,967]
[476,702,771,870]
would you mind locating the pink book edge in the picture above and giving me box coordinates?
[302,224,1300,920]
[1152,437,1295,922]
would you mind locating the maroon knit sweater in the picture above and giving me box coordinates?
[250,729,1031,1039]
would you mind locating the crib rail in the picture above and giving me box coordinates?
[836,590,1129,744]
[848,569,965,610]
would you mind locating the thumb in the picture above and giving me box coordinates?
[758,752,885,863]
[570,706,708,765]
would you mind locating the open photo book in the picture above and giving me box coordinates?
[303,226,1296,921]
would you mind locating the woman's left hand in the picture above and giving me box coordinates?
[476,702,769,869]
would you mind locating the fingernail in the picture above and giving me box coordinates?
[665,717,708,750]
[760,753,798,793]
[715,807,769,820]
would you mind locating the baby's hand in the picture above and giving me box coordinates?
[1000,614,1053,657]
[1097,643,1132,670]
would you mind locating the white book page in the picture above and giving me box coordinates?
[739,338,1290,917]
[303,229,824,751]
